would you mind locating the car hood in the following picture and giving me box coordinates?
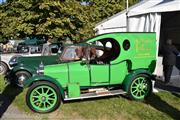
[44,63,68,74]
[17,55,59,66]
[44,63,69,85]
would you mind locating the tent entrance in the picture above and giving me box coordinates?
[159,11,180,79]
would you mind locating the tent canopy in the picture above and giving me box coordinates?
[129,0,180,16]
[95,0,180,33]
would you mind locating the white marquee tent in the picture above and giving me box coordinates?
[95,0,180,77]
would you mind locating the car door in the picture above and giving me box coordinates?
[68,61,90,86]
[60,46,90,86]
[88,43,110,84]
[90,64,110,84]
[88,37,127,85]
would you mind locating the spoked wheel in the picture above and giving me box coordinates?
[15,71,31,87]
[0,62,8,75]
[128,74,152,100]
[26,81,61,113]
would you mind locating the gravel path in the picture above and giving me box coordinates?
[1,104,33,120]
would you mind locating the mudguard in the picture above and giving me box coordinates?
[12,65,36,75]
[23,75,65,99]
[122,69,154,92]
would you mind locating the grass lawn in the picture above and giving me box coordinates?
[0,76,180,120]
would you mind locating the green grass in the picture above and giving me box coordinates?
[0,76,180,120]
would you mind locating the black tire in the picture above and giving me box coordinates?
[26,81,61,113]
[15,71,31,87]
[0,61,9,75]
[127,74,152,101]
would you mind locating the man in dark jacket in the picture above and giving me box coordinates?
[163,39,179,84]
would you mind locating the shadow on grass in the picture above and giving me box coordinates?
[0,84,22,118]
[146,93,180,120]
[155,80,180,93]
[172,92,180,98]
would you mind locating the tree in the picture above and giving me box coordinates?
[0,0,138,42]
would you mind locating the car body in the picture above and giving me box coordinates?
[0,45,42,75]
[6,43,63,87]
[23,32,156,113]
[16,37,46,52]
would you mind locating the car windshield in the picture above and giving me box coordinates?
[60,44,104,61]
[60,46,81,61]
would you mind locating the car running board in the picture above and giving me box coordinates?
[64,89,126,101]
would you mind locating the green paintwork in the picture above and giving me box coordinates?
[25,32,156,100]
[68,83,80,98]
[12,65,37,75]
[91,64,109,84]
[10,55,59,74]
[30,85,58,111]
[17,55,58,67]
[110,61,127,85]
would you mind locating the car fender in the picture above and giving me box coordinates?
[122,69,153,92]
[23,75,65,98]
[12,65,36,75]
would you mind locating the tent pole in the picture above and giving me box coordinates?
[126,0,129,12]
[126,0,129,31]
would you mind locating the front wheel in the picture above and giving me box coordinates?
[128,74,152,100]
[15,71,31,87]
[26,81,61,113]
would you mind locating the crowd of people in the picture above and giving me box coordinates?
[0,42,14,53]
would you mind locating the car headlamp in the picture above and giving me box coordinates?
[9,57,18,67]
[37,62,44,75]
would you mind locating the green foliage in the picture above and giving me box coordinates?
[0,0,138,42]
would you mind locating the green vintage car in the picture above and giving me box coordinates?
[6,43,63,87]
[24,32,156,113]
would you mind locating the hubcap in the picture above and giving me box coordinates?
[30,85,57,111]
[41,96,46,101]
[18,75,26,81]
[130,77,150,99]
[17,75,26,87]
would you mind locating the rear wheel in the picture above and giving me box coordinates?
[0,62,8,75]
[128,74,152,100]
[26,81,61,113]
[15,71,31,87]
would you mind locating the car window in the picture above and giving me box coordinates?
[30,46,42,54]
[60,46,81,61]
[89,38,120,64]
[18,46,29,53]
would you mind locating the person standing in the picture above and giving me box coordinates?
[162,39,179,84]
[42,37,52,55]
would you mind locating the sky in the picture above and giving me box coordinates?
[0,0,6,4]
